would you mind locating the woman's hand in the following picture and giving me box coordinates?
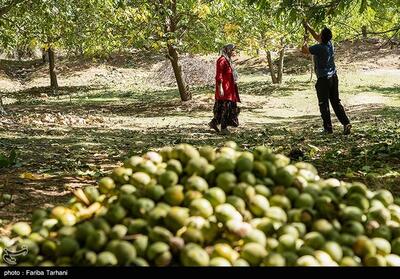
[219,83,224,97]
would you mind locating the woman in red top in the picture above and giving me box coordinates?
[209,44,241,135]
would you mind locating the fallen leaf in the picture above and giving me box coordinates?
[19,172,52,180]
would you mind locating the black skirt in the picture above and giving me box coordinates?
[212,100,240,129]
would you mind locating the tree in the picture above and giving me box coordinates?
[0,0,29,114]
[1,0,124,94]
[222,0,302,84]
[0,0,26,18]
[3,0,73,93]
[121,0,222,101]
[266,0,400,41]
[60,1,128,57]
[329,0,400,43]
[246,0,400,84]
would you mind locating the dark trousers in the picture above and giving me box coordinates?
[315,74,350,132]
[211,100,239,129]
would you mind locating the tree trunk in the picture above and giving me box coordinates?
[79,45,84,57]
[362,26,368,39]
[168,44,191,101]
[0,94,6,115]
[277,47,285,84]
[42,48,48,63]
[161,0,190,101]
[266,51,278,84]
[48,47,58,94]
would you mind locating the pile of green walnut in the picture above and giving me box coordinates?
[2,142,400,266]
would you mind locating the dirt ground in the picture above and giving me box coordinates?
[0,40,399,235]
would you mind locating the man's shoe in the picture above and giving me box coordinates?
[208,121,219,132]
[343,124,352,135]
[320,129,333,134]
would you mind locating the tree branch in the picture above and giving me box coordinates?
[380,29,400,49]
[367,25,400,35]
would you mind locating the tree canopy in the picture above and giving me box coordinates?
[1,0,398,96]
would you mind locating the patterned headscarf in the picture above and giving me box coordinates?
[221,44,238,83]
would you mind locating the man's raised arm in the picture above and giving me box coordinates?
[303,20,321,43]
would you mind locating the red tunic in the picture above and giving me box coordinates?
[215,56,240,102]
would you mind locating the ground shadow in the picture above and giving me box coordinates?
[356,85,400,96]
[239,79,311,97]
[7,85,110,100]
[0,82,399,234]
